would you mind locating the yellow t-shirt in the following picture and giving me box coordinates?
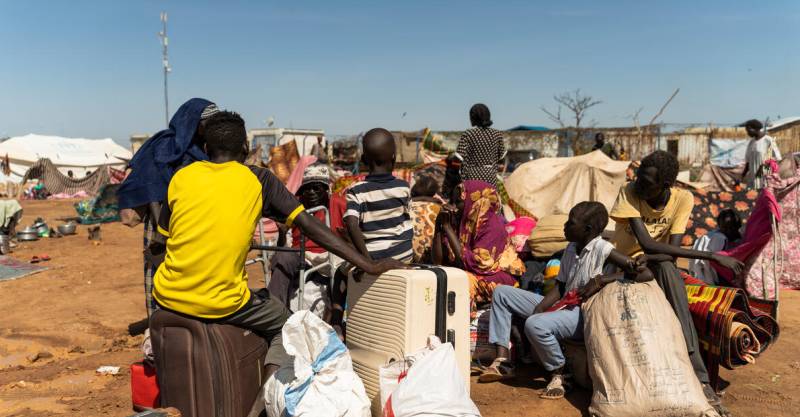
[153,161,304,319]
[609,183,693,257]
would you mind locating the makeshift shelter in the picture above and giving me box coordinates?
[504,150,631,219]
[20,158,117,198]
[0,134,130,182]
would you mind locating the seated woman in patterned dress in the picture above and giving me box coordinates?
[431,180,525,315]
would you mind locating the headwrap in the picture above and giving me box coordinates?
[117,98,215,209]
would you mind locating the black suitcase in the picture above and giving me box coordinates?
[150,308,269,417]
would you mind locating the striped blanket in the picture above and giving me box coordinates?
[682,273,780,388]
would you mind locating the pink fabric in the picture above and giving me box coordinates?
[505,216,537,252]
[285,156,318,194]
[714,188,781,285]
[48,191,90,200]
[746,172,800,297]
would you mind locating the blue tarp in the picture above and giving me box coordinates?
[507,125,550,132]
[710,138,748,167]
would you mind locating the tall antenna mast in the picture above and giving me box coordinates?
[159,12,171,127]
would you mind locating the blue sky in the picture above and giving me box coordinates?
[1,1,798,145]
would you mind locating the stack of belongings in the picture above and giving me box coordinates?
[682,273,780,389]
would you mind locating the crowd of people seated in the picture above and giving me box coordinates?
[118,99,782,417]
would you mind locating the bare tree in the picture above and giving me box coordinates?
[628,88,680,149]
[541,89,602,154]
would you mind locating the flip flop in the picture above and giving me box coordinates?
[540,374,572,400]
[477,358,515,383]
[37,254,51,262]
[30,256,40,264]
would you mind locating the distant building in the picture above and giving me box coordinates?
[248,128,325,162]
[130,134,150,155]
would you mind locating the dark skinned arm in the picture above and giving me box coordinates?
[294,212,404,275]
[442,223,464,267]
[276,223,288,247]
[343,216,372,260]
[533,285,562,314]
[628,217,743,274]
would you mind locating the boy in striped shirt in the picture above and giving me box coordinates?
[344,128,414,263]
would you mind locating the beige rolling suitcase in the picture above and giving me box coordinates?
[346,265,471,415]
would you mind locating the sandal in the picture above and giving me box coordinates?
[38,254,51,262]
[470,360,487,376]
[478,357,515,383]
[540,373,572,400]
[30,256,40,264]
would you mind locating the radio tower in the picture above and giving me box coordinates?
[159,12,171,127]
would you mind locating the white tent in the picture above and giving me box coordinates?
[0,134,131,182]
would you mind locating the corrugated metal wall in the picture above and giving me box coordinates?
[665,133,709,167]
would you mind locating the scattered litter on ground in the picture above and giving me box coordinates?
[96,366,120,375]
[27,350,54,363]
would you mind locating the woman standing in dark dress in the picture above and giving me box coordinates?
[455,103,506,186]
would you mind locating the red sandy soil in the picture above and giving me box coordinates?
[0,200,798,416]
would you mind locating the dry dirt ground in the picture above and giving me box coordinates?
[0,200,798,417]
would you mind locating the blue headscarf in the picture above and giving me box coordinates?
[117,98,214,209]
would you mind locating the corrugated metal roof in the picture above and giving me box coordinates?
[768,117,800,131]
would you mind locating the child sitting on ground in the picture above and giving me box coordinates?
[478,202,652,400]
[344,128,413,263]
[688,209,742,285]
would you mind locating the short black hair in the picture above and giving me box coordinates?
[570,201,609,234]
[411,176,439,198]
[469,103,493,128]
[718,208,741,227]
[362,128,396,166]
[204,111,246,155]
[744,119,764,131]
[595,132,605,141]
[640,150,679,185]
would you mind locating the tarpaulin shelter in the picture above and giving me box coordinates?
[0,134,131,182]
[504,150,631,220]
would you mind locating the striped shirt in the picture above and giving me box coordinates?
[344,173,413,261]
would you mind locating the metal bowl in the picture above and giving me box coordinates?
[57,223,77,235]
[17,227,39,241]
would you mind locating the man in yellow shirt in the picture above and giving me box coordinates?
[152,111,403,375]
[610,150,742,416]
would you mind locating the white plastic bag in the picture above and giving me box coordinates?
[264,311,370,417]
[382,336,481,417]
[379,336,439,411]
